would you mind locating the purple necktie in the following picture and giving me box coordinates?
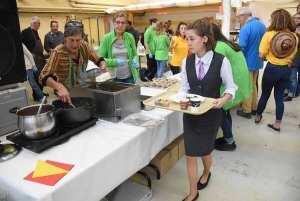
[198,60,205,81]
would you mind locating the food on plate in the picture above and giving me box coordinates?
[186,94,199,100]
[143,78,178,88]
[154,99,170,107]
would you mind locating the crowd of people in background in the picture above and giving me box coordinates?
[19,3,300,201]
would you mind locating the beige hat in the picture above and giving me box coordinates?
[270,31,296,58]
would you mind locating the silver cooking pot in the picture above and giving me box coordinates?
[9,104,62,140]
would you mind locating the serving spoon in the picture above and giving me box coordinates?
[37,96,46,115]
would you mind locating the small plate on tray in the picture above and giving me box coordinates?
[169,93,205,103]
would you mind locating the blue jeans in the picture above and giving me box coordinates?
[220,108,234,143]
[286,66,298,94]
[256,62,291,122]
[156,60,167,78]
[27,69,44,101]
[114,76,134,84]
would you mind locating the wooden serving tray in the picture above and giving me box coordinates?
[143,91,215,115]
[166,82,181,92]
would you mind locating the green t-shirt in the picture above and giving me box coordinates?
[153,34,170,60]
[144,26,155,54]
[215,41,252,110]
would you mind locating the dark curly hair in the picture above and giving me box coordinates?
[175,22,187,37]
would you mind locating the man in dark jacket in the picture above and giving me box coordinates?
[44,21,64,53]
[125,21,139,46]
[21,16,48,99]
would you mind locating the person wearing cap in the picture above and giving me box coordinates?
[39,21,107,105]
[255,9,298,133]
[236,7,266,119]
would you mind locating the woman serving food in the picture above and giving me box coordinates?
[39,21,107,105]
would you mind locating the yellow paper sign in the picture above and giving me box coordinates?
[32,160,69,178]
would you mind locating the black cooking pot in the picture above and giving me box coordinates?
[52,97,95,126]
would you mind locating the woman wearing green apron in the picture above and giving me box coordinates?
[39,22,107,105]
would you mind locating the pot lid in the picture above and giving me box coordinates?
[0,144,21,163]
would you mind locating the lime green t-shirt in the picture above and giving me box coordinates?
[153,34,170,60]
[144,26,155,54]
[215,41,252,110]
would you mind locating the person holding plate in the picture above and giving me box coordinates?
[179,18,237,201]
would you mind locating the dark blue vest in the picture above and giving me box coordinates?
[185,52,224,99]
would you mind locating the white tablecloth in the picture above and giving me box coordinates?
[0,99,183,201]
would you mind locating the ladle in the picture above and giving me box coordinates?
[36,96,46,115]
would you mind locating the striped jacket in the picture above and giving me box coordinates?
[39,41,101,87]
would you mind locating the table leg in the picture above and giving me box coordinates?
[136,171,152,188]
[147,163,161,180]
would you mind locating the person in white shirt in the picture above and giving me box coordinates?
[179,18,237,201]
[22,44,45,103]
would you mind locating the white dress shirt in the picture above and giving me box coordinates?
[179,50,237,100]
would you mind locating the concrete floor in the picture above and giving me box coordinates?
[20,68,300,201]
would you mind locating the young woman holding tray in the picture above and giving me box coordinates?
[179,18,237,201]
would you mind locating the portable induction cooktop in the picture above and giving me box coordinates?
[6,117,98,153]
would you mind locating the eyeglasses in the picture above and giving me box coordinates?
[35,22,41,25]
[65,22,84,29]
[114,21,127,25]
[236,14,244,18]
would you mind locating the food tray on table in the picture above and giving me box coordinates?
[143,91,215,115]
[166,82,181,92]
[143,78,179,88]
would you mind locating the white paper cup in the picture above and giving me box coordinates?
[190,97,201,113]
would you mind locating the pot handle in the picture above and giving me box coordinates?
[9,107,20,114]
[53,108,62,116]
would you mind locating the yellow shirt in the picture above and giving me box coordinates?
[170,36,188,67]
[259,30,298,65]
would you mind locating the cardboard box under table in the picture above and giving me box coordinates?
[173,134,185,159]
[141,142,179,178]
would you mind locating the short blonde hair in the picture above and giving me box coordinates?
[113,11,127,22]
[155,22,165,35]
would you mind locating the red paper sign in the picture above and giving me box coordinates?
[157,9,167,15]
[24,160,74,186]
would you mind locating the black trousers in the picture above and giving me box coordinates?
[297,68,300,93]
[170,65,180,75]
[145,54,157,79]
